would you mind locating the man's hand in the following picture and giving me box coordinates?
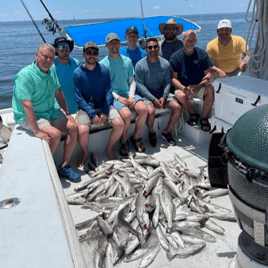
[217,69,227,78]
[239,61,247,72]
[66,114,75,123]
[153,98,162,109]
[99,113,107,125]
[118,96,130,106]
[34,129,50,143]
[187,85,200,96]
[128,97,135,110]
[92,115,101,125]
[159,97,166,109]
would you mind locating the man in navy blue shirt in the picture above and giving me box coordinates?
[73,41,124,164]
[170,30,214,132]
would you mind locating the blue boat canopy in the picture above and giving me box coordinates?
[63,15,201,47]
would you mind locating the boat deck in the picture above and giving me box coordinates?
[61,127,240,268]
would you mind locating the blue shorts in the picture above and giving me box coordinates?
[113,93,143,111]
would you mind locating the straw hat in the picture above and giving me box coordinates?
[159,18,183,35]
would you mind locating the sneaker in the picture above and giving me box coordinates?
[161,132,176,146]
[59,164,81,182]
[148,132,157,147]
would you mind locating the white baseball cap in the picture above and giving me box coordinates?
[217,19,232,29]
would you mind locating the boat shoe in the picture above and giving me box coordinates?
[58,164,81,182]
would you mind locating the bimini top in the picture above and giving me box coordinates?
[63,15,201,48]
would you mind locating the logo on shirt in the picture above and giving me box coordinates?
[193,60,199,64]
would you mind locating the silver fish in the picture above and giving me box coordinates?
[167,243,206,261]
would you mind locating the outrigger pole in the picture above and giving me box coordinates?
[139,0,147,39]
[40,0,63,35]
[20,0,46,43]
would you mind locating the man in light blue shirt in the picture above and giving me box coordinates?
[119,26,147,68]
[100,33,148,155]
[53,37,80,114]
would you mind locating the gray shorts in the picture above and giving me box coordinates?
[142,93,177,107]
[174,87,205,100]
[75,107,120,126]
[20,109,67,132]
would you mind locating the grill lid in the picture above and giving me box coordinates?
[226,104,268,171]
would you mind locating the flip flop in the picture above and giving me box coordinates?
[130,135,145,153]
[200,117,211,132]
[119,140,129,156]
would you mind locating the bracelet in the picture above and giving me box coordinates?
[65,111,71,115]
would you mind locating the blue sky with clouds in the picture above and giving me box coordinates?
[1,0,252,22]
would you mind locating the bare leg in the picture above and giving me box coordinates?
[57,117,78,167]
[77,125,90,167]
[201,84,215,118]
[146,104,156,133]
[163,100,182,134]
[119,106,131,153]
[42,125,62,155]
[175,90,196,114]
[133,101,148,138]
[132,101,148,152]
[105,117,124,160]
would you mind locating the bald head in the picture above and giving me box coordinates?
[182,30,197,52]
[183,30,197,41]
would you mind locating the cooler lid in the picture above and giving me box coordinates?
[226,104,268,171]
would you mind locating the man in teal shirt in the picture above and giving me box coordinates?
[12,43,80,182]
[100,33,148,155]
[53,37,80,114]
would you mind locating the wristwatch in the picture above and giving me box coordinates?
[65,111,71,115]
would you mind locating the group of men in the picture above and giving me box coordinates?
[12,18,249,182]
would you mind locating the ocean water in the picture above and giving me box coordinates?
[0,12,255,110]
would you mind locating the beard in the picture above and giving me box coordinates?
[164,33,177,41]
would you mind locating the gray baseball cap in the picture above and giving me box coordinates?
[106,33,120,43]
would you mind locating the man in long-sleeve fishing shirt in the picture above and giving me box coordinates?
[73,41,124,163]
[135,37,182,147]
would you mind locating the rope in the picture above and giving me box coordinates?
[246,0,268,78]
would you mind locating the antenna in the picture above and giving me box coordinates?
[140,0,147,39]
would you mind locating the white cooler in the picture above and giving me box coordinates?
[214,76,268,125]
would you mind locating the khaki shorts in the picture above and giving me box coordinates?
[175,87,205,100]
[20,109,67,132]
[75,107,120,126]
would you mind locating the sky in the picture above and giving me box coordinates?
[1,0,252,22]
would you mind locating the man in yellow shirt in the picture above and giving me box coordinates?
[206,19,250,78]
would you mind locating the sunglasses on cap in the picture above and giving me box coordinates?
[147,45,159,50]
[57,44,70,49]
[164,26,177,31]
[85,50,99,56]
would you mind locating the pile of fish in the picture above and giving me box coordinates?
[66,152,236,268]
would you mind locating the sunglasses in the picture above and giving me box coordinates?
[85,50,98,56]
[147,45,159,50]
[164,26,177,31]
[57,44,70,49]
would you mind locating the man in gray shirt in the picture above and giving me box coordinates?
[158,18,184,61]
[135,37,182,147]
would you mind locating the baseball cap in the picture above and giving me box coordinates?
[83,41,99,52]
[52,37,74,53]
[217,19,232,29]
[126,26,138,35]
[106,33,120,43]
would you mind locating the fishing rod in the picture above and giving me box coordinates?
[40,0,63,34]
[139,0,147,39]
[20,0,46,43]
